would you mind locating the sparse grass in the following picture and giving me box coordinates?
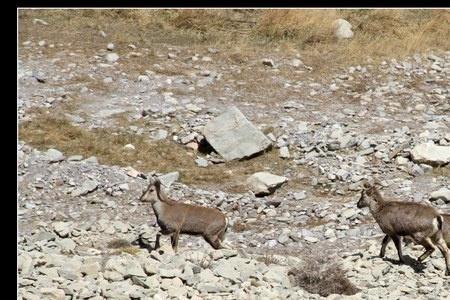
[107,238,140,256]
[302,217,330,229]
[288,256,360,297]
[19,9,450,73]
[18,113,297,191]
[430,166,450,178]
[107,238,131,249]
[257,253,281,266]
[231,219,251,232]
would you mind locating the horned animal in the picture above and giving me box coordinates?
[357,181,449,276]
[139,176,229,252]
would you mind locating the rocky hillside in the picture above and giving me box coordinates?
[18,10,450,300]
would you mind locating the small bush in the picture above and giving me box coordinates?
[288,257,360,297]
[107,238,131,249]
[257,253,281,266]
[232,219,250,232]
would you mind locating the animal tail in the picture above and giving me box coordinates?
[437,215,443,231]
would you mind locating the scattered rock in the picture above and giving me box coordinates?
[123,144,135,151]
[45,149,65,162]
[411,142,450,166]
[247,172,288,196]
[333,18,354,39]
[430,188,450,203]
[105,53,119,63]
[262,59,275,67]
[203,106,272,161]
[71,179,98,197]
[279,146,290,159]
[195,157,208,167]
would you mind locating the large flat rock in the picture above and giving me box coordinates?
[203,106,272,161]
[411,142,450,166]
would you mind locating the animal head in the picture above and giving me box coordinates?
[139,176,161,203]
[357,180,381,208]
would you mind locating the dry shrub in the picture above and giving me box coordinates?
[288,255,360,297]
[257,253,281,266]
[107,239,131,249]
[232,219,250,232]
[255,10,337,44]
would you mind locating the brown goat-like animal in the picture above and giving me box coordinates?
[139,176,229,252]
[405,213,450,248]
[357,182,449,276]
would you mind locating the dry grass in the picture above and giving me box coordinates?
[254,10,337,43]
[257,253,281,266]
[18,113,297,191]
[19,9,450,73]
[288,256,360,297]
[107,238,131,249]
[231,219,251,233]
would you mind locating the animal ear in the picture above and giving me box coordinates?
[153,176,161,186]
[363,181,371,189]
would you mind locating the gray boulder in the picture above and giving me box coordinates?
[411,142,450,166]
[203,106,272,161]
[247,172,288,196]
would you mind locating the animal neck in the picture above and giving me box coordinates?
[155,183,178,205]
[369,189,385,215]
[151,199,164,219]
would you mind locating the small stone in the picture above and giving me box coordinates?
[123,144,135,151]
[168,53,177,59]
[105,53,119,63]
[195,157,208,167]
[415,104,426,111]
[290,59,303,68]
[150,129,168,141]
[293,191,306,200]
[103,77,113,84]
[71,179,98,197]
[84,156,98,163]
[56,238,76,252]
[279,146,290,159]
[247,172,288,196]
[52,222,71,238]
[40,288,65,300]
[38,40,46,47]
[186,104,202,113]
[333,19,354,39]
[107,43,114,50]
[262,59,275,67]
[45,149,65,162]
[430,188,450,203]
[138,75,150,82]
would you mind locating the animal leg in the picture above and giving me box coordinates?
[204,234,223,250]
[392,235,405,264]
[171,231,180,253]
[435,237,450,276]
[418,237,436,262]
[380,235,391,258]
[154,232,162,250]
